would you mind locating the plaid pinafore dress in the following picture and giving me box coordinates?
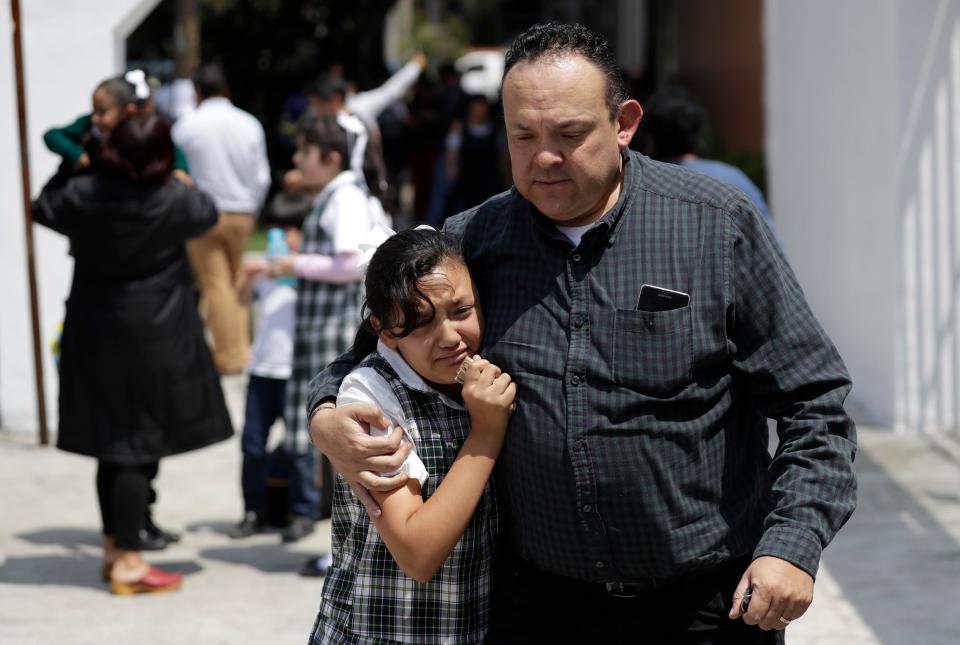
[311,352,499,645]
[284,186,363,456]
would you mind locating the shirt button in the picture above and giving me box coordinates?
[570,375,581,386]
[573,315,585,328]
[582,504,592,513]
[595,561,605,569]
[572,253,582,262]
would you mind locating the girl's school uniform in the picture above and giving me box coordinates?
[310,341,498,645]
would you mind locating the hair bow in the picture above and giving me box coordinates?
[124,69,151,100]
[357,224,436,274]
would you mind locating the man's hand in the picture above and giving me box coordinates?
[309,403,413,516]
[729,556,814,630]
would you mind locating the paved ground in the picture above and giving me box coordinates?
[1,374,958,644]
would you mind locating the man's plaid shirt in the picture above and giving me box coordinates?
[310,150,857,583]
[314,352,497,645]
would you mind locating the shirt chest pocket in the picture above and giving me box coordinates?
[612,307,693,396]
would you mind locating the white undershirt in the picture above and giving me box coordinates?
[555,223,594,247]
[336,340,466,487]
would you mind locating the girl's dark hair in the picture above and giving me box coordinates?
[100,113,174,184]
[354,229,465,357]
[96,77,138,108]
[298,114,349,170]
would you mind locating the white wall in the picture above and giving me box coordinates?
[766,0,960,437]
[0,0,159,435]
[892,0,960,435]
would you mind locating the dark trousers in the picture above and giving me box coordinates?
[241,374,287,515]
[243,374,320,518]
[485,551,785,645]
[96,461,157,550]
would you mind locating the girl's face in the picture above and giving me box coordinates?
[91,88,133,136]
[293,138,341,193]
[377,259,482,389]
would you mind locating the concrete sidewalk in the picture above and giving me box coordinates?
[1,374,958,644]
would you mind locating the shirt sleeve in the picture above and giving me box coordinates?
[320,186,375,254]
[43,113,91,166]
[173,145,191,173]
[336,368,429,487]
[725,194,857,579]
[293,251,362,283]
[346,60,423,124]
[306,344,368,417]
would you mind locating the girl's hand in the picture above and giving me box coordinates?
[73,153,91,170]
[460,355,517,435]
[172,169,194,187]
[266,254,297,278]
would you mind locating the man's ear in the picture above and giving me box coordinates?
[616,99,643,149]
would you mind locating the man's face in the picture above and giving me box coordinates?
[502,53,640,226]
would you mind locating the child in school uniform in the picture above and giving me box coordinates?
[268,114,388,544]
[309,228,516,645]
[231,215,304,538]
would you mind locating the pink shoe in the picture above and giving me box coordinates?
[111,565,182,595]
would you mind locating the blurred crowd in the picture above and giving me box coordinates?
[31,51,516,593]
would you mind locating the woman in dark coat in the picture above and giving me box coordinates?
[32,113,233,594]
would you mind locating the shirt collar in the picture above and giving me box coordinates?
[313,170,360,206]
[200,96,232,108]
[376,340,465,410]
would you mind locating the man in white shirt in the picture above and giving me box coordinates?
[173,63,271,374]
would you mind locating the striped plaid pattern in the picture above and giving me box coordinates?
[310,150,856,585]
[312,353,497,645]
[285,192,363,455]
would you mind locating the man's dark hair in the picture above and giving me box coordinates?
[640,89,706,159]
[305,72,347,102]
[354,228,466,357]
[100,113,174,184]
[503,22,626,120]
[298,114,349,170]
[192,63,230,98]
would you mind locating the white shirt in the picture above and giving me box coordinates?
[172,97,271,214]
[336,341,467,487]
[315,170,389,254]
[248,278,296,379]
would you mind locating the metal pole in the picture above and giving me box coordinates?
[11,0,50,445]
